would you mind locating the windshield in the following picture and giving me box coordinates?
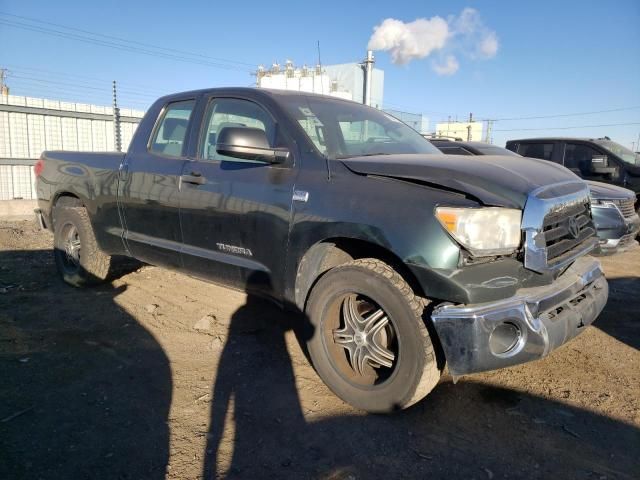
[281,95,440,159]
[594,139,640,166]
[475,145,521,156]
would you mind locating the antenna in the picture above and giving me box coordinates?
[317,40,324,94]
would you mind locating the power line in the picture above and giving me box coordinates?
[3,63,171,93]
[494,122,640,132]
[0,12,256,67]
[482,106,640,122]
[8,76,157,105]
[6,78,151,108]
[0,17,253,73]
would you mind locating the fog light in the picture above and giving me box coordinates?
[489,322,521,355]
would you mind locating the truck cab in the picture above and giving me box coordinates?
[505,137,640,210]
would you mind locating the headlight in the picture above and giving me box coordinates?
[590,199,616,208]
[435,207,522,256]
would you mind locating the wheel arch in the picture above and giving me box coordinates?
[50,192,85,230]
[293,237,426,312]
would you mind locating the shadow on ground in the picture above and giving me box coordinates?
[0,249,171,479]
[596,276,640,350]
[1,249,638,479]
[203,282,640,479]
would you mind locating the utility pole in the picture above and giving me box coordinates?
[112,80,122,152]
[467,113,473,141]
[0,68,9,95]
[484,120,494,144]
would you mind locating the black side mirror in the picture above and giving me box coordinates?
[216,127,289,163]
[590,154,617,175]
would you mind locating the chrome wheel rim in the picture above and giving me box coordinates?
[60,223,81,272]
[324,294,398,386]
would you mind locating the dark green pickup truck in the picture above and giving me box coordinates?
[35,88,608,412]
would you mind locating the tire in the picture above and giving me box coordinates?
[305,258,441,413]
[53,206,111,287]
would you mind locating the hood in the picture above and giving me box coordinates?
[339,154,582,209]
[587,180,635,201]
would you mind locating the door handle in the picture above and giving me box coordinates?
[180,173,206,185]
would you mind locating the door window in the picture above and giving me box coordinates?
[564,143,602,175]
[518,143,554,160]
[150,100,195,157]
[201,98,276,161]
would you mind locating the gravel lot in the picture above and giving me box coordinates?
[1,219,638,479]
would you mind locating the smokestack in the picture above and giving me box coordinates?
[362,50,375,106]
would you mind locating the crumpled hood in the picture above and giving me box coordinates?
[339,154,582,209]
[587,180,635,200]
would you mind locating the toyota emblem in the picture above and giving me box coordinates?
[567,217,580,239]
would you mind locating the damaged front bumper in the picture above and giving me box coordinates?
[431,256,608,377]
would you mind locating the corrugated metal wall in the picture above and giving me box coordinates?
[0,94,144,200]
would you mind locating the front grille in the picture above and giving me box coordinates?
[610,198,636,219]
[543,201,596,265]
[618,232,639,250]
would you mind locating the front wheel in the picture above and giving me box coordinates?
[305,259,441,413]
[53,206,111,287]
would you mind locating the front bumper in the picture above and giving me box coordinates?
[431,256,608,377]
[592,205,640,255]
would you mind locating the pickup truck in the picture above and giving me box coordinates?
[505,137,640,209]
[430,139,640,255]
[35,88,609,413]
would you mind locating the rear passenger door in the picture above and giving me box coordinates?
[516,142,557,164]
[178,96,297,297]
[119,98,195,269]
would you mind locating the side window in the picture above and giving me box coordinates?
[201,98,276,161]
[150,100,195,157]
[518,143,554,160]
[564,143,601,175]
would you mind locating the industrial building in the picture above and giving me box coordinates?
[434,119,484,141]
[0,93,143,200]
[384,109,430,134]
[256,52,428,133]
[255,59,384,106]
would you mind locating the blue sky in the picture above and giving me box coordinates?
[1,0,639,148]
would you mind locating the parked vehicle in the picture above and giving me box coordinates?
[35,88,608,412]
[430,140,640,255]
[505,137,640,209]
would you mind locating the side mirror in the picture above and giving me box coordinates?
[590,155,618,175]
[216,126,289,163]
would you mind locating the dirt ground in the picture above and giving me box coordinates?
[0,219,638,480]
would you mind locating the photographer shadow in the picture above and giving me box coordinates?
[0,248,171,480]
[203,274,640,479]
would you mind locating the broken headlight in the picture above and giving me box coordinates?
[435,206,522,256]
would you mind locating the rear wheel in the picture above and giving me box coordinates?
[305,258,441,412]
[53,206,111,287]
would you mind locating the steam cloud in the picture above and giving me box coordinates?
[368,8,499,75]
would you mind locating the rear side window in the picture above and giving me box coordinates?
[150,100,195,157]
[518,143,554,160]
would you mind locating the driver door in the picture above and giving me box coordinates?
[179,96,297,297]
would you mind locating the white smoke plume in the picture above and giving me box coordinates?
[432,55,459,76]
[367,17,450,65]
[368,8,499,75]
